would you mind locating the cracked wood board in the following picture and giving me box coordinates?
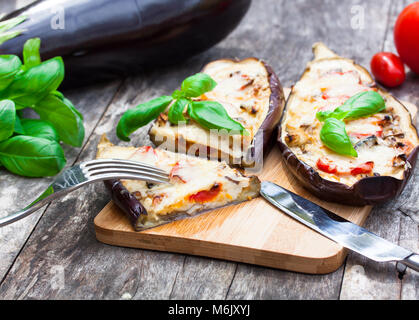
[94,95,417,275]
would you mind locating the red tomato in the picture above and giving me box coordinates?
[394,2,419,74]
[316,158,337,174]
[370,52,405,87]
[350,162,374,176]
[189,184,221,203]
[348,130,383,139]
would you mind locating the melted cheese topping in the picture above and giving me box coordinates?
[281,57,418,186]
[96,140,256,222]
[150,59,272,162]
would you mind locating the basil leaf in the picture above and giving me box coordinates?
[50,90,65,100]
[22,37,41,69]
[180,73,217,98]
[0,55,22,90]
[117,95,173,141]
[188,101,248,135]
[316,91,385,122]
[34,94,85,147]
[338,91,385,120]
[168,98,188,125]
[316,110,333,122]
[0,30,25,46]
[0,135,66,177]
[0,100,16,141]
[20,119,59,142]
[320,118,357,157]
[0,57,65,106]
[0,15,27,33]
[49,91,84,120]
[0,16,27,45]
[14,114,25,135]
[171,89,183,99]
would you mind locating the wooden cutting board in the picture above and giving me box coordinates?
[94,99,417,275]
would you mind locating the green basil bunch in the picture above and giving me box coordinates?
[0,38,84,177]
[117,73,248,141]
[316,91,385,157]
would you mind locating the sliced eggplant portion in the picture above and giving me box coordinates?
[149,58,285,168]
[96,135,260,231]
[0,0,251,88]
[278,43,419,206]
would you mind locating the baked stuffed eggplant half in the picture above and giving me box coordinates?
[149,58,285,169]
[96,135,260,231]
[278,43,419,206]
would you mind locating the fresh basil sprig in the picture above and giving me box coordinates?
[316,91,385,122]
[117,72,248,141]
[320,118,357,157]
[117,96,173,141]
[316,91,386,157]
[0,38,84,177]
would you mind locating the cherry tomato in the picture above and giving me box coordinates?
[370,52,405,87]
[350,162,374,176]
[394,2,419,74]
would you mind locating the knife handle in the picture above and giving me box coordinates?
[402,254,419,272]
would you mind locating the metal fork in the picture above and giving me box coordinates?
[0,159,169,228]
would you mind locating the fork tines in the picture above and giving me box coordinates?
[82,159,169,184]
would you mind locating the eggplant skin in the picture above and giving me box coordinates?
[277,45,419,206]
[1,0,251,88]
[104,179,147,227]
[251,61,285,166]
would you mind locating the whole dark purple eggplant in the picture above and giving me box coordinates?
[0,0,251,88]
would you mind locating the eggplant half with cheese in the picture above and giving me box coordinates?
[96,135,260,231]
[149,58,285,169]
[278,43,419,205]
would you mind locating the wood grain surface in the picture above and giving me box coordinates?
[0,0,418,300]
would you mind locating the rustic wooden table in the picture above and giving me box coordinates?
[0,0,417,300]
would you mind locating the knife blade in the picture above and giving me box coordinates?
[260,181,419,272]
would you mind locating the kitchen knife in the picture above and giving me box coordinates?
[260,181,419,272]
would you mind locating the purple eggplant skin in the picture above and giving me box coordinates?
[1,0,251,88]
[104,179,147,228]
